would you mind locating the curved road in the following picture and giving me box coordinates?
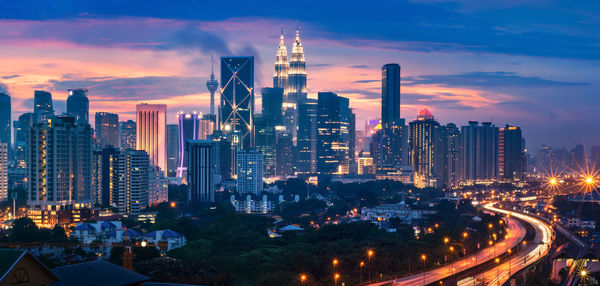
[457,204,554,286]
[369,207,527,286]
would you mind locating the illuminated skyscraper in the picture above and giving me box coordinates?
[95,112,119,148]
[498,125,524,181]
[13,113,34,170]
[92,147,119,207]
[317,92,351,174]
[199,114,216,140]
[236,149,263,195]
[288,25,307,104]
[220,56,254,149]
[117,149,149,215]
[378,64,406,168]
[33,90,54,123]
[296,98,318,174]
[459,121,498,182]
[206,56,219,121]
[273,26,289,93]
[409,107,440,187]
[444,123,460,187]
[66,88,89,124]
[177,112,200,178]
[28,116,93,207]
[119,120,136,149]
[382,64,401,123]
[136,103,167,174]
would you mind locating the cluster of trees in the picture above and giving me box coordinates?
[134,197,500,285]
[1,217,68,243]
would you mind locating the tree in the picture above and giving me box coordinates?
[51,224,68,241]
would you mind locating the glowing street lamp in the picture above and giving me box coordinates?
[334,273,340,286]
[360,261,365,283]
[421,254,427,286]
[332,258,339,268]
[367,250,374,281]
[300,274,307,285]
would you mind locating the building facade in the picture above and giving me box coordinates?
[33,90,54,124]
[177,112,200,178]
[317,92,351,174]
[409,107,440,187]
[66,89,89,124]
[117,150,150,215]
[94,112,119,148]
[136,103,167,175]
[220,56,254,149]
[119,120,136,149]
[236,149,263,195]
[187,140,216,203]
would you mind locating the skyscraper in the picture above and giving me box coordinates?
[92,147,120,207]
[261,88,284,125]
[0,143,7,201]
[273,27,289,93]
[136,103,167,174]
[459,121,498,182]
[287,25,307,104]
[498,125,524,181]
[13,113,34,170]
[119,120,136,149]
[177,112,200,178]
[409,107,440,187]
[117,149,150,215]
[27,116,93,208]
[296,98,318,174]
[236,149,263,195]
[0,93,10,151]
[199,114,215,140]
[381,64,401,123]
[317,92,351,174]
[254,114,276,177]
[94,112,119,148]
[206,56,219,120]
[33,90,54,123]
[66,88,89,124]
[276,128,294,177]
[444,123,460,187]
[187,140,216,203]
[148,165,168,205]
[220,56,254,149]
[166,124,179,177]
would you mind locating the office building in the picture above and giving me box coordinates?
[236,149,263,195]
[381,64,401,123]
[166,124,179,177]
[208,131,235,181]
[276,128,294,177]
[33,91,54,123]
[220,56,254,149]
[287,27,307,104]
[187,140,216,203]
[200,114,215,140]
[117,149,149,215]
[317,92,351,174]
[571,144,585,170]
[498,125,524,181]
[119,120,136,149]
[27,116,93,208]
[273,28,289,93]
[136,103,167,174]
[0,93,10,151]
[66,88,89,124]
[94,112,119,148]
[296,98,318,174]
[409,107,440,187]
[13,113,34,170]
[177,112,201,178]
[377,64,406,168]
[0,143,7,201]
[92,147,120,207]
[254,115,276,177]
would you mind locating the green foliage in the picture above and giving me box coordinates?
[51,224,68,241]
[133,246,160,260]
[6,217,51,242]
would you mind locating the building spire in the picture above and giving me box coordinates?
[210,55,215,80]
[295,21,300,43]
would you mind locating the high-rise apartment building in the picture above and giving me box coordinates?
[409,107,440,187]
[66,88,89,124]
[92,147,120,207]
[459,121,498,182]
[33,90,54,123]
[498,125,524,180]
[136,103,167,174]
[200,114,216,140]
[27,116,93,208]
[117,149,149,215]
[254,115,276,177]
[317,92,351,174]
[148,166,168,205]
[220,56,254,149]
[95,112,119,148]
[236,149,263,195]
[119,120,136,149]
[187,140,216,203]
[444,123,460,187]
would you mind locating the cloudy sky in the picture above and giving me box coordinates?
[1,0,599,151]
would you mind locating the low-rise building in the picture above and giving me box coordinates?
[230,193,300,213]
[361,203,436,227]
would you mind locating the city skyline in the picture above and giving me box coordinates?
[0,1,599,151]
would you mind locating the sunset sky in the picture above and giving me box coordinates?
[1,0,599,151]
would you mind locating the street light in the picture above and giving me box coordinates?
[299,274,307,285]
[333,258,339,268]
[421,254,427,286]
[334,273,340,286]
[449,246,455,275]
[360,261,365,283]
[367,250,374,281]
[140,241,147,247]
